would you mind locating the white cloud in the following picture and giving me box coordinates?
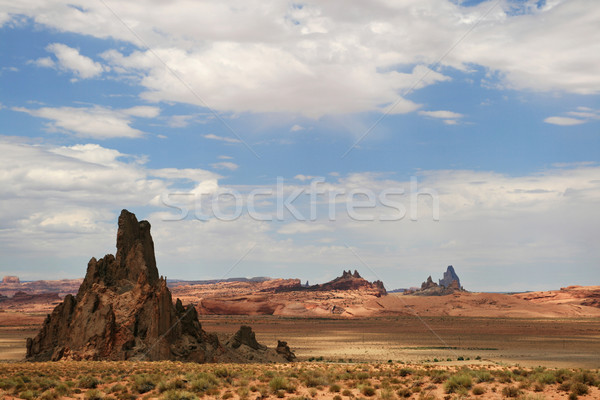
[3,1,599,116]
[545,107,600,126]
[544,116,586,126]
[0,137,598,289]
[290,124,305,132]
[294,174,317,182]
[204,133,242,143]
[12,105,159,139]
[123,106,160,118]
[43,43,105,79]
[211,161,239,171]
[218,155,233,160]
[419,110,463,120]
[30,56,55,68]
[166,114,195,128]
[0,137,219,258]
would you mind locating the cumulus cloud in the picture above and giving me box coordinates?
[12,105,160,139]
[0,137,219,260]
[6,1,597,116]
[0,137,598,289]
[39,43,105,79]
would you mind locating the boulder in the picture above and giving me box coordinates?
[226,325,267,351]
[275,340,296,361]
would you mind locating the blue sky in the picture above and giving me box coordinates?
[0,0,599,291]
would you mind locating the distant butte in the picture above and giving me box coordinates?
[407,265,465,296]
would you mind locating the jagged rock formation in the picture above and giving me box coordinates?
[407,266,465,296]
[439,265,460,289]
[26,209,294,363]
[312,270,387,296]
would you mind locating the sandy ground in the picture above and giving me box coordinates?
[3,311,598,369]
[200,315,600,369]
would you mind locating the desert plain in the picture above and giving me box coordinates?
[2,289,600,399]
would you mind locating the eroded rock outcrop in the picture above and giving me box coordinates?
[311,270,387,296]
[26,209,294,363]
[408,266,465,296]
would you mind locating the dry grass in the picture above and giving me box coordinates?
[0,362,599,399]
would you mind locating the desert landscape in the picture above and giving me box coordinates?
[2,1,600,399]
[1,210,599,400]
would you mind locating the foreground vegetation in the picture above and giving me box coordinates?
[1,361,599,400]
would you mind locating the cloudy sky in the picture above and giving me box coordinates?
[0,0,598,291]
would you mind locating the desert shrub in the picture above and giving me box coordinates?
[19,390,37,400]
[133,374,156,394]
[85,389,105,400]
[159,377,186,393]
[161,389,198,400]
[519,395,547,400]
[573,371,598,386]
[237,386,249,400]
[558,381,572,391]
[342,388,353,396]
[329,383,341,392]
[333,396,342,400]
[379,388,395,399]
[474,370,493,383]
[533,382,545,392]
[501,385,521,398]
[35,377,58,391]
[40,389,59,400]
[302,371,328,387]
[444,373,472,393]
[570,382,589,395]
[357,372,370,380]
[109,384,126,394]
[214,367,230,378]
[472,385,485,395]
[554,369,573,383]
[361,385,376,396]
[78,375,100,389]
[222,391,234,399]
[397,387,411,398]
[398,368,413,377]
[270,376,289,392]
[534,372,556,385]
[55,383,71,396]
[429,371,449,384]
